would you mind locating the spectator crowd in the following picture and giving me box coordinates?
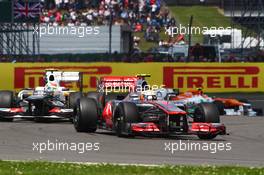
[1,51,264,62]
[40,0,176,29]
[40,0,179,48]
[1,0,262,63]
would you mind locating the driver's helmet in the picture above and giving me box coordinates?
[129,93,140,101]
[141,90,157,101]
[45,74,59,91]
[196,87,203,95]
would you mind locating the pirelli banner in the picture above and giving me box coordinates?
[0,63,262,93]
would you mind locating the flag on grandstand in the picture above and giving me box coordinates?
[13,0,41,20]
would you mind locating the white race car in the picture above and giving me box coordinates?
[0,69,83,122]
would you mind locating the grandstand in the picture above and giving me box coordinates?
[0,0,264,62]
[164,0,222,6]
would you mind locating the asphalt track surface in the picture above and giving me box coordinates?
[0,116,263,167]
[0,93,263,167]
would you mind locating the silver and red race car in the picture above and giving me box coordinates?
[73,75,226,139]
[0,69,83,122]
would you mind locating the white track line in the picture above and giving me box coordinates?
[2,160,164,167]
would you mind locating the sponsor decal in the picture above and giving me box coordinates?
[0,63,262,92]
[14,66,112,90]
[163,66,260,89]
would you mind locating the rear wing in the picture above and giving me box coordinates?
[45,69,83,92]
[99,76,138,90]
[98,75,150,93]
[136,74,151,79]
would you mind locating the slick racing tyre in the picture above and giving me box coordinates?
[114,102,140,137]
[194,103,220,123]
[196,134,218,140]
[0,91,14,122]
[0,91,14,108]
[213,100,225,115]
[238,98,249,103]
[87,91,105,108]
[74,97,98,132]
[194,103,220,140]
[69,92,83,108]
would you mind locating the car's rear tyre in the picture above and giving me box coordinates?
[238,98,250,103]
[194,103,220,140]
[114,102,140,137]
[69,92,83,108]
[253,107,263,116]
[0,91,14,108]
[0,118,14,122]
[213,100,225,115]
[74,97,98,132]
[0,91,14,122]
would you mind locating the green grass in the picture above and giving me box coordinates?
[170,6,231,28]
[0,161,263,175]
[134,28,171,52]
[134,32,157,52]
[136,6,234,51]
[169,6,233,44]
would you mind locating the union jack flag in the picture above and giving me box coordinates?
[14,0,41,19]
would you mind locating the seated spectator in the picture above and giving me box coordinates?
[135,22,143,32]
[191,43,203,61]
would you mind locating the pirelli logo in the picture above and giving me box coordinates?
[163,66,260,89]
[14,66,112,89]
[8,64,263,92]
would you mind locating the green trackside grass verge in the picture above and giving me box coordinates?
[135,6,234,51]
[169,6,241,44]
[169,6,232,28]
[0,161,263,175]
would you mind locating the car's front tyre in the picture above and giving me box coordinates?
[194,103,220,140]
[0,91,14,122]
[74,97,98,132]
[114,102,140,137]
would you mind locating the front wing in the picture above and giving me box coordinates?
[128,122,226,136]
[0,107,74,119]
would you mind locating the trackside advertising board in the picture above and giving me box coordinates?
[0,63,262,92]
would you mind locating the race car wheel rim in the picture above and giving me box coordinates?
[116,116,123,136]
[194,106,204,122]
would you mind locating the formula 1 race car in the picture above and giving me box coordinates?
[73,76,226,140]
[155,88,260,117]
[0,69,83,122]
